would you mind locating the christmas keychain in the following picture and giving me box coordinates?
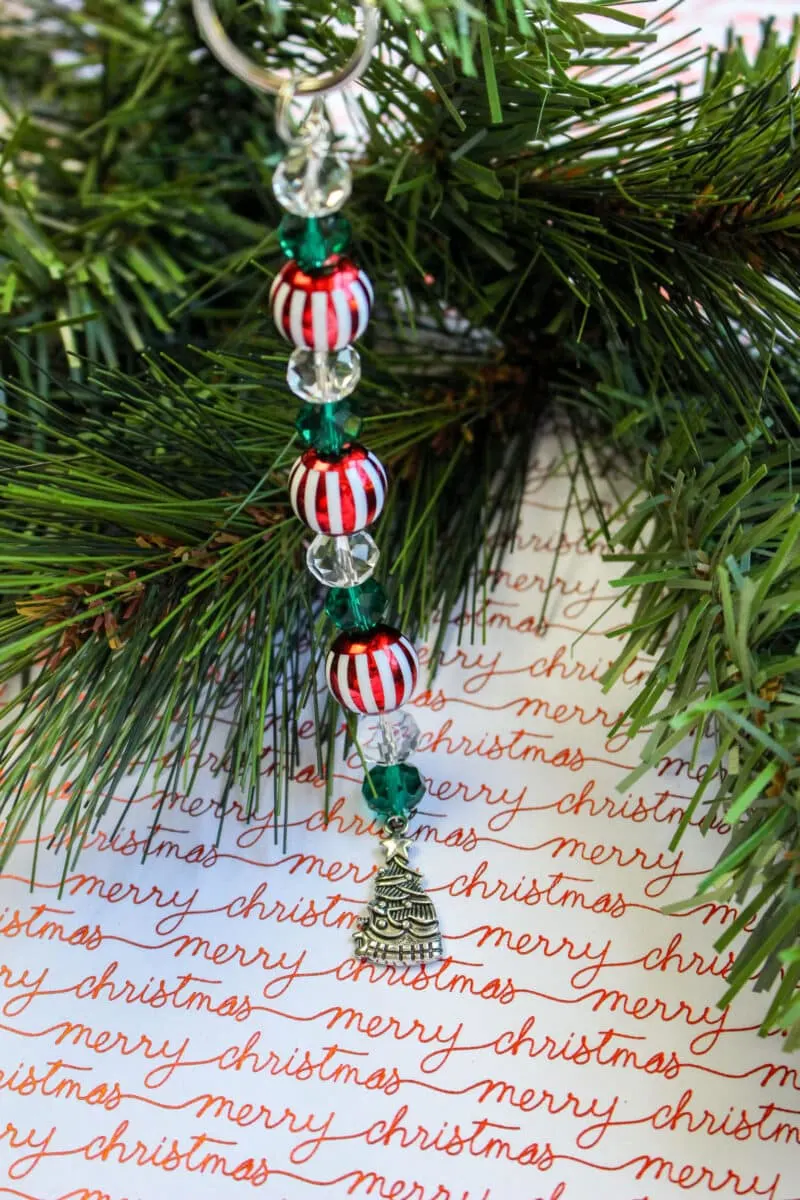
[193,0,444,965]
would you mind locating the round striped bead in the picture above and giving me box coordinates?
[289,444,387,535]
[270,255,373,351]
[326,625,419,715]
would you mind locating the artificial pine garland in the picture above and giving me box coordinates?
[1,1,799,1042]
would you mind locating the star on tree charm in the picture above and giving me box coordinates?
[381,829,411,864]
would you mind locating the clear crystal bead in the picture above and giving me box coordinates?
[359,710,421,765]
[273,139,352,217]
[287,347,361,405]
[307,531,379,587]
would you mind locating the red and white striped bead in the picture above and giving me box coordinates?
[289,443,387,535]
[270,256,373,351]
[326,625,419,714]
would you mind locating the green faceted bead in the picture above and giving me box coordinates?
[295,401,362,455]
[362,763,425,820]
[325,580,387,631]
[278,214,351,269]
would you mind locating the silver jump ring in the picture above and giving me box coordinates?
[192,0,380,99]
[385,815,410,834]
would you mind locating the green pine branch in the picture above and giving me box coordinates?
[575,397,800,1047]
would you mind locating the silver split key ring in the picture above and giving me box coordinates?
[191,0,380,141]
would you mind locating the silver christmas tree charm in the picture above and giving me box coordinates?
[354,820,443,964]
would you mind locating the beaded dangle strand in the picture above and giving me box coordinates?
[270,99,444,965]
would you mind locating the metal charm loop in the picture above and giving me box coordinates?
[192,0,379,99]
[385,814,410,835]
[274,86,323,147]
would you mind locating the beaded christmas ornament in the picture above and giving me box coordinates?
[194,0,443,966]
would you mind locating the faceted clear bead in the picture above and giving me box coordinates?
[273,144,352,217]
[359,710,421,765]
[287,347,361,405]
[306,531,379,587]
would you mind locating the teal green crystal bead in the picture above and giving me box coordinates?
[362,763,425,820]
[278,213,351,270]
[295,401,362,455]
[325,579,387,631]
